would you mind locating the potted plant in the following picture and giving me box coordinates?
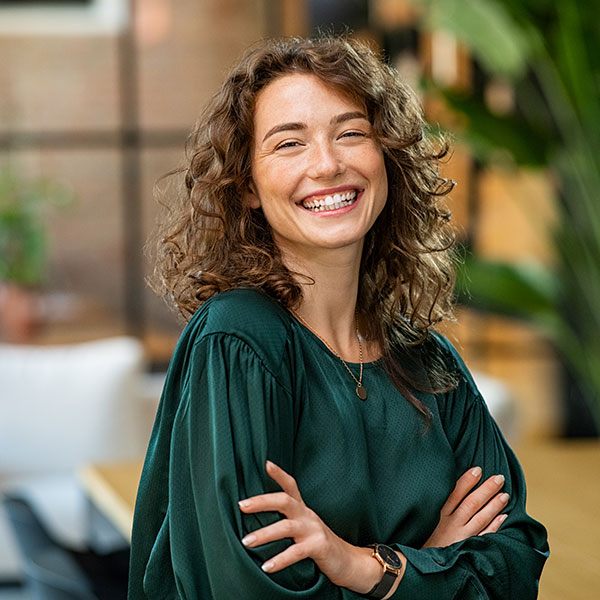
[406,0,600,434]
[0,168,71,342]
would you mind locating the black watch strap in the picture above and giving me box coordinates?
[361,544,402,599]
[364,569,397,599]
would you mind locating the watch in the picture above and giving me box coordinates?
[362,543,403,599]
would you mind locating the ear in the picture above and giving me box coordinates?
[244,180,261,209]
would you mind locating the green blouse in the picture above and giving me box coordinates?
[128,288,548,599]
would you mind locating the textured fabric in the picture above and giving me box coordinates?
[128,288,548,599]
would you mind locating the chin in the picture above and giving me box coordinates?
[314,235,364,250]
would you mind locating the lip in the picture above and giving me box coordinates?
[296,188,363,217]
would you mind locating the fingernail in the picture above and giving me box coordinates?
[241,534,256,546]
[471,466,482,477]
[499,514,508,523]
[266,460,275,469]
[238,499,251,509]
[494,474,505,485]
[261,561,274,572]
[500,493,509,503]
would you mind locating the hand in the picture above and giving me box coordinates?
[422,466,509,548]
[238,461,397,594]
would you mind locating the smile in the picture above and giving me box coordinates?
[301,190,358,212]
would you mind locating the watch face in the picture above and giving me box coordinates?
[377,544,403,569]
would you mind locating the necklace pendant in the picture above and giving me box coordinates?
[356,383,367,400]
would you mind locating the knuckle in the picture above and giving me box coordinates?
[462,496,480,513]
[452,480,464,495]
[445,490,458,504]
[313,529,328,547]
[283,519,295,536]
[487,474,505,488]
[490,495,507,512]
[457,472,471,486]
[306,507,319,521]
[280,493,293,509]
[282,473,295,488]
[470,514,486,530]
[292,542,308,561]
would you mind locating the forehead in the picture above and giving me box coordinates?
[253,73,365,133]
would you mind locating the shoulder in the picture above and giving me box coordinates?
[198,287,292,337]
[428,331,478,393]
[184,288,294,375]
[394,329,480,401]
[423,332,488,430]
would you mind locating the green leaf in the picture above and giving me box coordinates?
[455,256,558,329]
[408,0,600,428]
[554,1,600,152]
[418,0,533,77]
[0,168,72,286]
[440,89,550,166]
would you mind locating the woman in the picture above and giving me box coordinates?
[128,36,548,599]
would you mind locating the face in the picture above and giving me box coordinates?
[246,73,388,262]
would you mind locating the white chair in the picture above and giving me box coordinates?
[472,370,518,442]
[0,337,155,581]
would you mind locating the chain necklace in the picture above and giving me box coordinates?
[291,310,367,400]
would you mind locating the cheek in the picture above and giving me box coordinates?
[253,160,300,201]
[367,153,388,205]
[379,172,388,202]
[353,143,386,180]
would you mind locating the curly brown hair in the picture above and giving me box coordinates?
[150,35,457,410]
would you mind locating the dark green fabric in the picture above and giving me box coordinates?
[128,288,548,599]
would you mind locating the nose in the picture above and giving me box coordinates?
[307,140,344,180]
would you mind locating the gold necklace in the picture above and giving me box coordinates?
[291,310,367,400]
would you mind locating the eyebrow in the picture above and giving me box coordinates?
[331,111,368,125]
[261,111,369,143]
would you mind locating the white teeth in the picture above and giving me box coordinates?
[302,189,358,212]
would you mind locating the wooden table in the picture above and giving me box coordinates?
[79,441,599,599]
[515,440,600,600]
[78,461,143,543]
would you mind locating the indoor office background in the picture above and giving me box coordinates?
[0,1,598,599]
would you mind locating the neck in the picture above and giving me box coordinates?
[278,241,377,362]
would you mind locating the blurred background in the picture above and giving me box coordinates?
[0,1,598,599]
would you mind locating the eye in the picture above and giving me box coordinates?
[340,131,366,139]
[275,140,302,151]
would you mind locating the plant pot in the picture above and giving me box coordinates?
[0,282,41,343]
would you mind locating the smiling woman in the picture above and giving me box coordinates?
[245,73,388,259]
[129,36,548,600]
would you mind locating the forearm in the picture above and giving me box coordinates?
[390,529,548,600]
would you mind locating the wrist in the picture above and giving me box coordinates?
[361,545,406,599]
[350,545,385,594]
[380,550,405,600]
[343,544,406,596]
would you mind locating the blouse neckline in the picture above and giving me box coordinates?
[288,312,382,369]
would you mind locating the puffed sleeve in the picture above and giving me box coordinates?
[136,332,363,599]
[390,336,549,599]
